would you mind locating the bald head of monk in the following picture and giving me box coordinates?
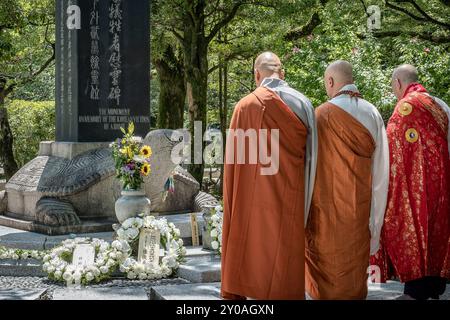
[391,64,419,100]
[324,60,354,98]
[254,51,284,87]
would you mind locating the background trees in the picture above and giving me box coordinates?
[0,0,448,191]
[0,0,54,180]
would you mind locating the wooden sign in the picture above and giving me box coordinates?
[190,213,200,246]
[72,244,96,268]
[138,229,160,268]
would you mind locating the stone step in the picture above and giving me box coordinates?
[0,288,48,300]
[0,224,113,251]
[177,255,221,283]
[151,282,221,300]
[52,287,148,300]
[0,259,46,277]
[164,212,205,246]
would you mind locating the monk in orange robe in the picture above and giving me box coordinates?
[371,64,450,300]
[221,52,317,300]
[305,60,389,300]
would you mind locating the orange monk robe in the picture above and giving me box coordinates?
[221,86,307,300]
[306,87,389,300]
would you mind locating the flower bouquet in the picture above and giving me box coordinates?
[110,122,153,223]
[110,122,152,191]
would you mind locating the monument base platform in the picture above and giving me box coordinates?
[0,213,114,236]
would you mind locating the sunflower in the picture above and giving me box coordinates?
[140,145,152,158]
[141,163,151,176]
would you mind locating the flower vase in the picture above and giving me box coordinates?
[115,189,151,224]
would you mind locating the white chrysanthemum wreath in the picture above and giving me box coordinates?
[0,245,47,260]
[116,215,186,280]
[207,205,223,254]
[42,237,130,286]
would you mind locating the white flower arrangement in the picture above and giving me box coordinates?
[116,215,186,280]
[0,246,47,260]
[42,238,130,286]
[207,205,223,255]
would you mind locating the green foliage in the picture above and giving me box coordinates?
[7,99,55,167]
[0,0,55,100]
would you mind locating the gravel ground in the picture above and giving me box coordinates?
[0,276,190,300]
[0,276,189,289]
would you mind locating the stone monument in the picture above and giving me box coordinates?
[0,0,218,235]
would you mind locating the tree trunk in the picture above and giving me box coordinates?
[0,89,19,180]
[154,45,186,129]
[183,6,208,188]
[219,60,228,195]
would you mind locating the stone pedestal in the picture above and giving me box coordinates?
[0,130,219,235]
[38,141,110,159]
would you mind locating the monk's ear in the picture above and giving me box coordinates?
[255,69,260,82]
[328,76,334,88]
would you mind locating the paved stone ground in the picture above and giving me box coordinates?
[1,225,449,300]
[0,277,449,300]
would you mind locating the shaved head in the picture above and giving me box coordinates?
[391,64,419,100]
[325,60,354,84]
[254,51,284,86]
[255,51,282,73]
[392,64,418,85]
[324,60,354,98]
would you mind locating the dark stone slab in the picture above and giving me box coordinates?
[56,0,150,142]
[0,289,48,300]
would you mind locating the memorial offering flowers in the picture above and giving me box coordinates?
[42,238,130,286]
[116,215,186,280]
[0,245,47,260]
[207,205,223,255]
[110,122,153,190]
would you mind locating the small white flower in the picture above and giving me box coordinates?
[63,271,72,281]
[133,155,146,164]
[134,263,145,274]
[211,241,219,250]
[138,273,147,280]
[132,218,143,229]
[122,219,133,229]
[100,243,109,252]
[125,228,139,240]
[162,255,177,268]
[115,252,123,260]
[215,205,223,213]
[54,270,62,279]
[116,228,126,240]
[73,271,82,281]
[210,229,218,238]
[91,267,100,277]
[100,266,109,274]
[127,271,137,280]
[85,272,94,281]
[111,240,122,251]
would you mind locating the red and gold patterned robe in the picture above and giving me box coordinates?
[371,83,450,282]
